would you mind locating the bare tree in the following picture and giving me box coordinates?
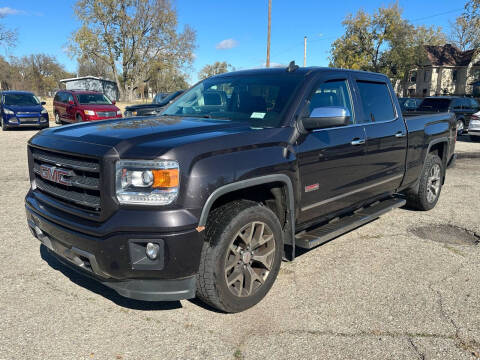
[0,14,17,49]
[70,0,196,101]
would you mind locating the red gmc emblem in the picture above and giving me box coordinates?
[39,165,73,186]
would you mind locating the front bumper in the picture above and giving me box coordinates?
[25,192,203,301]
[4,115,49,128]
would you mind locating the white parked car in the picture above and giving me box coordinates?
[468,111,480,142]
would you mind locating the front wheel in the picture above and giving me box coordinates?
[197,200,283,313]
[405,153,443,211]
[54,112,61,124]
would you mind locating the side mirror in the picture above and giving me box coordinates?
[41,101,46,105]
[68,100,75,105]
[301,107,351,131]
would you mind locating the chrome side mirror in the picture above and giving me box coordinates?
[301,106,351,131]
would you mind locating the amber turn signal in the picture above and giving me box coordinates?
[152,169,179,188]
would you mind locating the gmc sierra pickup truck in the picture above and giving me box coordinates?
[25,64,456,313]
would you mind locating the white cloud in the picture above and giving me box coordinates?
[260,62,285,68]
[216,38,238,50]
[0,7,23,16]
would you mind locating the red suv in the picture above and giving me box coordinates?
[53,90,122,124]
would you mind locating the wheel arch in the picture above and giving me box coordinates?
[198,174,296,259]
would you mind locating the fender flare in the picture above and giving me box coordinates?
[197,174,296,259]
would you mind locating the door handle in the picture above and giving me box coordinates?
[351,138,365,146]
[395,131,406,138]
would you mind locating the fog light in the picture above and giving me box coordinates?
[146,242,160,260]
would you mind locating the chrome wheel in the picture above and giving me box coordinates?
[55,113,61,124]
[456,120,464,134]
[224,221,276,298]
[426,164,441,203]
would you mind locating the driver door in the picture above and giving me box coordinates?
[295,75,370,225]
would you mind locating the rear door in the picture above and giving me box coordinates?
[56,92,67,120]
[295,73,370,225]
[351,75,407,199]
[66,93,76,123]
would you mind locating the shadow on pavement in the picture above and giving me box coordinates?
[40,244,182,311]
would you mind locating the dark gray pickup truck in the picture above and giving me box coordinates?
[25,65,456,312]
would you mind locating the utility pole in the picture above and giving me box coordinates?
[266,0,271,68]
[303,36,307,67]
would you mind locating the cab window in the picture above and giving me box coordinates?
[307,80,354,124]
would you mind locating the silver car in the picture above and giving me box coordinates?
[468,111,480,142]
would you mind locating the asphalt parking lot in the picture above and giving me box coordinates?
[0,128,479,360]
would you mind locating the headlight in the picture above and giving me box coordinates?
[116,110,122,116]
[84,110,95,116]
[41,109,48,115]
[115,160,179,205]
[4,108,14,115]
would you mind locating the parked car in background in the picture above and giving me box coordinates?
[398,97,422,112]
[124,90,184,117]
[53,90,122,125]
[26,66,456,312]
[408,96,480,135]
[467,110,480,142]
[1,91,49,131]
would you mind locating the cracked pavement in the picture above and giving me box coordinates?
[0,129,479,360]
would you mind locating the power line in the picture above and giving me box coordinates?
[409,8,464,23]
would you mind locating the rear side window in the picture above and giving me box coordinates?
[356,81,396,122]
[418,98,452,112]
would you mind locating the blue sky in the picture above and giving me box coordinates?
[0,0,466,83]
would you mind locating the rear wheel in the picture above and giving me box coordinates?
[405,153,443,211]
[76,114,83,123]
[456,119,465,135]
[196,200,283,313]
[54,112,61,124]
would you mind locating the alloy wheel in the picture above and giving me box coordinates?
[224,221,276,298]
[426,164,441,203]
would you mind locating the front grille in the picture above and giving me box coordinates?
[97,111,116,118]
[31,147,101,214]
[17,112,38,115]
[20,117,39,123]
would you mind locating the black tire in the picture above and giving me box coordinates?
[54,112,61,125]
[470,135,480,142]
[405,153,443,211]
[196,200,283,313]
[1,118,7,131]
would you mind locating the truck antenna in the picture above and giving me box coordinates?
[286,61,299,73]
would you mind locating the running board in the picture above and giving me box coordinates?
[295,197,406,249]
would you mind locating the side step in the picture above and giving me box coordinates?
[295,197,406,249]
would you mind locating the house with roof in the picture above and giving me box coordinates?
[398,44,480,98]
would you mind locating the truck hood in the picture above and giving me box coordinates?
[33,116,254,157]
[125,103,160,111]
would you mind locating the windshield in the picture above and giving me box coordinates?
[418,98,451,112]
[153,93,168,104]
[4,93,40,106]
[156,90,183,105]
[77,93,112,105]
[162,73,303,128]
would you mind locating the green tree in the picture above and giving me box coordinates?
[198,61,233,80]
[70,0,196,100]
[330,3,446,95]
[450,0,480,50]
